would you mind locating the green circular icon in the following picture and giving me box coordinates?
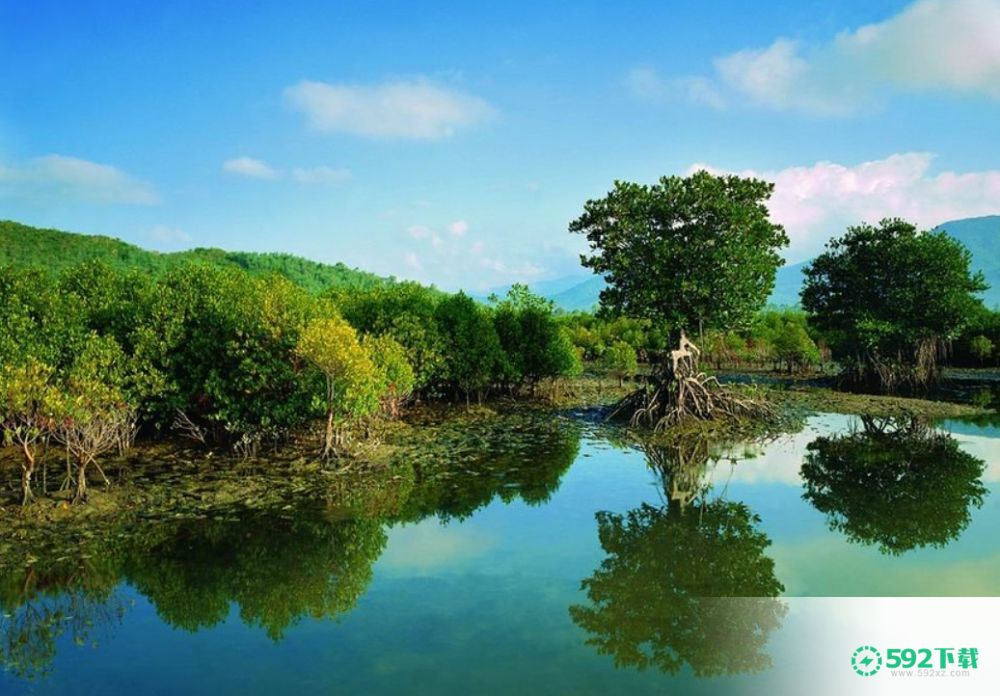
[851,645,882,676]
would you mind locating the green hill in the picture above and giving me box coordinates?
[0,220,391,293]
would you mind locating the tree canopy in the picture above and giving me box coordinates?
[801,219,988,387]
[570,171,788,334]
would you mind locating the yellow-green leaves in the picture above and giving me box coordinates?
[0,357,61,448]
[363,333,415,415]
[297,317,380,420]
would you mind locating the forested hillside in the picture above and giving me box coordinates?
[0,220,390,293]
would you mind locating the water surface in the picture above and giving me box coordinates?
[2,412,997,694]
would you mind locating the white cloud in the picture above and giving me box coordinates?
[448,220,469,236]
[223,156,279,179]
[407,224,431,239]
[0,154,158,205]
[625,67,726,109]
[478,256,545,279]
[644,0,1000,115]
[403,251,422,271]
[291,166,352,185]
[430,234,445,249]
[714,39,850,115]
[689,152,1000,260]
[147,224,191,245]
[284,78,496,139]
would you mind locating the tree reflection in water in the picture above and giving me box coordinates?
[0,548,127,679]
[571,436,787,677]
[801,416,988,555]
[396,414,582,522]
[121,508,387,640]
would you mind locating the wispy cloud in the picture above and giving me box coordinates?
[284,78,496,139]
[689,152,1000,260]
[0,154,158,205]
[635,0,1000,115]
[223,156,279,179]
[448,220,469,236]
[407,225,431,240]
[403,251,423,271]
[291,166,352,185]
[625,67,726,109]
[146,224,191,245]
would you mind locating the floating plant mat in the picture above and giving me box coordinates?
[0,408,592,573]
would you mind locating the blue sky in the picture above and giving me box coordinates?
[2,0,999,290]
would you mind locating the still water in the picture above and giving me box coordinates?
[1,412,998,694]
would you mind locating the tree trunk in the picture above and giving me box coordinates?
[324,407,335,457]
[74,459,89,504]
[20,443,35,506]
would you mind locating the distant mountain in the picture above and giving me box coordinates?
[0,220,391,294]
[934,216,1000,307]
[547,275,605,311]
[767,215,1000,308]
[477,275,594,303]
[767,261,809,307]
[515,215,1000,312]
[475,274,606,312]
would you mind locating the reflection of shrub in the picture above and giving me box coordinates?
[396,414,581,522]
[123,511,386,640]
[802,418,987,554]
[0,549,125,680]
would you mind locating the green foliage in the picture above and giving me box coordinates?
[490,284,578,391]
[802,219,988,386]
[434,292,503,401]
[330,282,446,391]
[0,265,84,370]
[570,171,789,334]
[749,309,821,373]
[151,266,331,441]
[297,317,381,422]
[968,334,994,365]
[0,358,62,502]
[62,333,131,416]
[558,312,667,362]
[0,359,60,446]
[600,341,638,385]
[363,334,416,415]
[53,333,137,500]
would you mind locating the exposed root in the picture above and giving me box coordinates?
[613,372,773,431]
[607,334,773,431]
